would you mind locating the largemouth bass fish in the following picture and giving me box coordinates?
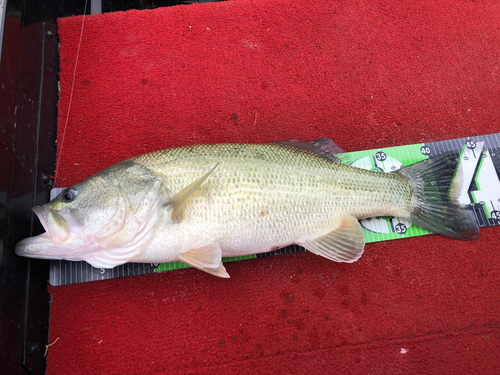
[15,138,479,277]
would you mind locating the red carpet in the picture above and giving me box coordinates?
[49,0,500,373]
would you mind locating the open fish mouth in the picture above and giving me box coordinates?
[32,205,70,244]
[14,206,72,259]
[14,231,91,262]
[15,232,64,259]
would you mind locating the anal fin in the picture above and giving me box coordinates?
[179,242,230,278]
[299,215,365,263]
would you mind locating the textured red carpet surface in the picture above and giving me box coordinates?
[48,0,500,373]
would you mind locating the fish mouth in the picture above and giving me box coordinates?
[14,206,72,259]
[32,205,70,244]
[15,232,67,259]
[14,231,91,262]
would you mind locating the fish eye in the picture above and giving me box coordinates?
[62,188,78,202]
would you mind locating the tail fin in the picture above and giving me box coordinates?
[395,152,479,240]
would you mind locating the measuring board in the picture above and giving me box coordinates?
[48,133,500,286]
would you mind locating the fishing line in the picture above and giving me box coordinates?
[54,0,88,187]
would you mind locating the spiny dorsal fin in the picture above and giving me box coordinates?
[178,242,230,278]
[299,215,365,263]
[274,137,345,163]
[165,163,219,222]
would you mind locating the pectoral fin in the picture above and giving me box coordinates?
[299,215,365,263]
[165,164,219,222]
[179,242,230,278]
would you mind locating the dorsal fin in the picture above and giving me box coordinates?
[274,137,345,163]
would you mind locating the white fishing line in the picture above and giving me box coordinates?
[55,0,88,186]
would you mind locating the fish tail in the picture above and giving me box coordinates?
[395,152,479,240]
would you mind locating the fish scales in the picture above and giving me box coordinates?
[131,143,412,258]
